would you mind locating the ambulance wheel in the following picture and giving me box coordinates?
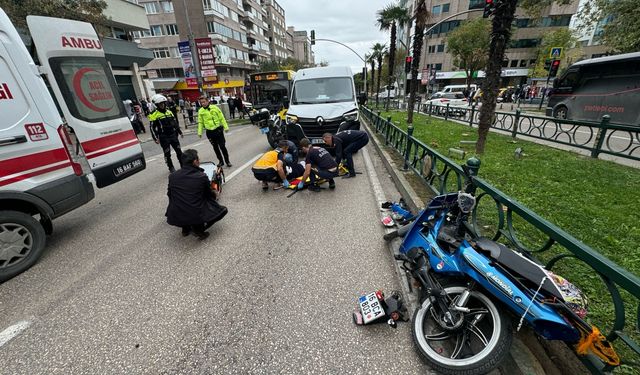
[0,211,46,283]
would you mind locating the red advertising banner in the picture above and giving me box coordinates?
[194,37,217,78]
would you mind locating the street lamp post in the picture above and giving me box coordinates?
[313,38,367,95]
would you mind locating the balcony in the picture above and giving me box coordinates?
[103,0,149,30]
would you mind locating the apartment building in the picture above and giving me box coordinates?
[102,0,154,100]
[134,0,283,100]
[407,0,581,90]
[264,0,289,60]
[289,28,314,65]
[570,0,612,60]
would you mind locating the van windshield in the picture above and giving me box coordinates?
[292,77,354,104]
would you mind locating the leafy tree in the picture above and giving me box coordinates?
[377,3,409,109]
[406,0,429,126]
[476,0,572,154]
[577,0,640,53]
[446,18,491,93]
[258,57,312,72]
[0,0,107,31]
[529,29,580,79]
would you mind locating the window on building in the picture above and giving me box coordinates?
[169,47,179,58]
[519,59,527,67]
[150,25,164,36]
[153,47,171,58]
[144,2,158,14]
[435,63,443,70]
[437,44,445,53]
[510,60,518,67]
[160,1,173,12]
[442,3,450,12]
[529,59,537,66]
[231,11,238,22]
[502,60,509,67]
[428,45,436,53]
[432,5,441,15]
[112,27,128,40]
[468,0,484,10]
[509,38,540,48]
[165,24,178,35]
[514,18,531,28]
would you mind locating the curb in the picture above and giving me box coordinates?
[361,116,552,375]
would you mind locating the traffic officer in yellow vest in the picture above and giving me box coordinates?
[149,94,184,173]
[198,95,232,168]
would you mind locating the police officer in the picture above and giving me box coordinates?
[149,94,184,173]
[322,130,369,178]
[198,95,232,167]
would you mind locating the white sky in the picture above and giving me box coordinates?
[277,0,393,74]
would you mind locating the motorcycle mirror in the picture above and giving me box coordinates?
[357,93,367,106]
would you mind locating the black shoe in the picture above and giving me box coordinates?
[342,174,355,179]
[181,228,191,237]
[218,160,224,167]
[308,184,321,192]
[194,231,210,240]
[328,179,336,189]
[169,166,176,173]
[226,162,233,168]
[262,181,269,191]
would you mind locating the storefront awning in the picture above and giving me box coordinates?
[152,79,179,90]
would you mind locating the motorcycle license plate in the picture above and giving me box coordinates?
[359,293,385,324]
[260,127,269,134]
[311,138,324,144]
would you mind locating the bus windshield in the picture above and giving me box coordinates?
[292,77,354,105]
[249,71,293,112]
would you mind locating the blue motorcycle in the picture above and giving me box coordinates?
[387,167,617,374]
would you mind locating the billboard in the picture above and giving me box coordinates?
[178,41,197,87]
[194,37,217,78]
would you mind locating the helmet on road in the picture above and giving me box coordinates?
[152,94,168,105]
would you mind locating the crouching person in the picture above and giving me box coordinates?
[166,149,228,240]
[298,138,339,192]
[252,140,304,190]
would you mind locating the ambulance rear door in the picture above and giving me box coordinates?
[27,15,145,188]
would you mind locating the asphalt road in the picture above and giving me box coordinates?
[0,125,431,374]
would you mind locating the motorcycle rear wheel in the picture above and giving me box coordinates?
[412,286,512,375]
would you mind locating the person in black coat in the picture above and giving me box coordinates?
[322,130,369,178]
[166,149,228,240]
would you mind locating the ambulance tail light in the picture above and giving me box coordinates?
[57,124,83,176]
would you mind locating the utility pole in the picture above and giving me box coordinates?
[181,0,203,93]
[313,37,367,95]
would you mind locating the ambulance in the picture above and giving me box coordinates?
[0,9,146,282]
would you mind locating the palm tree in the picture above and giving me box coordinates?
[377,3,409,110]
[407,0,429,125]
[371,43,387,108]
[365,53,375,97]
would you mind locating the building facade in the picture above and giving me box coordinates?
[134,0,289,100]
[291,29,314,65]
[407,0,583,91]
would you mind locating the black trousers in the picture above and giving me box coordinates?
[160,136,183,170]
[309,168,339,185]
[182,221,215,235]
[343,136,369,176]
[206,128,230,165]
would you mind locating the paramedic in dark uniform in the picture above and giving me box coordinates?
[322,130,369,178]
[298,138,338,192]
[149,94,184,173]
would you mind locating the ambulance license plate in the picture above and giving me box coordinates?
[359,292,385,324]
[113,158,144,177]
[311,138,324,144]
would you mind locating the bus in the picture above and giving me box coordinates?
[547,52,640,126]
[249,70,294,113]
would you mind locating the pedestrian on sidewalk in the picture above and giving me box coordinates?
[197,95,232,168]
[185,100,195,125]
[236,99,245,119]
[322,130,369,178]
[149,94,184,173]
[166,149,228,240]
[228,97,236,119]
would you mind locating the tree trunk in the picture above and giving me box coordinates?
[407,25,425,125]
[370,61,376,96]
[376,58,383,108]
[476,0,518,154]
[385,23,397,111]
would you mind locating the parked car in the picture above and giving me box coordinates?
[424,92,469,116]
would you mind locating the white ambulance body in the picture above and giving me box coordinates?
[0,9,146,282]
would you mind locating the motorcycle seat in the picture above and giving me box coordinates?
[473,238,563,300]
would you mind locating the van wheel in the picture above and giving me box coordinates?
[0,211,46,283]
[553,105,568,119]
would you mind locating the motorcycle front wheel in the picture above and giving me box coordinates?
[412,286,512,375]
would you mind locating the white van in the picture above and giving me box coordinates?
[440,84,477,94]
[285,66,360,145]
[0,9,146,282]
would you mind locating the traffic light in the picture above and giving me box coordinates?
[483,0,496,18]
[310,30,315,45]
[543,58,551,71]
[549,59,561,77]
[404,56,412,73]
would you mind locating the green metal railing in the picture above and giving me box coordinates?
[378,101,640,162]
[361,105,640,373]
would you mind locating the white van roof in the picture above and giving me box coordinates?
[293,66,353,80]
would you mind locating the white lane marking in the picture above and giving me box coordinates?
[225,153,262,182]
[191,141,203,147]
[146,157,157,163]
[0,321,31,348]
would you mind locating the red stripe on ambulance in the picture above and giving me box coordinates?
[81,130,138,154]
[0,148,68,179]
